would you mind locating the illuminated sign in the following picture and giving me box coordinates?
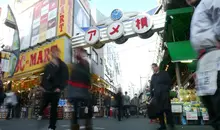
[15,38,65,75]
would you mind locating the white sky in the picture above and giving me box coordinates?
[116,34,158,92]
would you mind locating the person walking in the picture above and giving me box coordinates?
[150,63,175,130]
[123,91,130,118]
[67,48,93,130]
[187,0,220,129]
[38,47,69,130]
[131,94,140,117]
[115,87,123,121]
[104,94,111,118]
[5,81,17,120]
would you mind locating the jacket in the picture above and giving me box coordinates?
[67,60,91,99]
[123,95,130,106]
[190,0,220,52]
[131,97,139,107]
[150,71,172,112]
[115,92,123,107]
[41,58,69,92]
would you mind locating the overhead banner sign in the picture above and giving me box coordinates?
[4,5,20,77]
[31,0,58,46]
[57,0,73,37]
[18,7,34,50]
[15,37,65,75]
[84,9,154,47]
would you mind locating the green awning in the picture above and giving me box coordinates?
[164,7,193,43]
[167,41,197,62]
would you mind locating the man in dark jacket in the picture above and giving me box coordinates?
[38,47,69,130]
[67,48,92,130]
[115,87,123,121]
[150,63,174,130]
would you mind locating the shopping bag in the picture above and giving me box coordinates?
[196,50,220,96]
[147,97,159,119]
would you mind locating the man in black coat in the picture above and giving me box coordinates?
[115,87,123,121]
[38,47,69,130]
[150,63,174,130]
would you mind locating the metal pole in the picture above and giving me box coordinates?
[171,26,182,88]
[175,62,182,88]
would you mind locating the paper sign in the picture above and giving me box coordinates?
[186,112,198,120]
[171,105,182,113]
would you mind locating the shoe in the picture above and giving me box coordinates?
[37,116,42,120]
[48,128,54,130]
[157,127,166,130]
[169,125,176,130]
[71,124,79,130]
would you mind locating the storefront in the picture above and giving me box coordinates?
[160,7,208,125]
[0,36,72,119]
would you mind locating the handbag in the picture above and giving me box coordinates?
[147,97,160,119]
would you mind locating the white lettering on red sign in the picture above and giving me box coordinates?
[85,27,100,45]
[107,22,124,40]
[132,14,153,34]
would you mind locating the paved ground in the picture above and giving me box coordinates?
[0,117,214,130]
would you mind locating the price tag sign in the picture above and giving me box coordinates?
[202,112,209,120]
[171,105,182,113]
[186,112,198,120]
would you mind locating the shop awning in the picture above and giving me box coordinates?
[164,7,193,43]
[167,41,197,62]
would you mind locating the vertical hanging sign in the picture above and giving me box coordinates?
[4,5,20,77]
[57,0,73,37]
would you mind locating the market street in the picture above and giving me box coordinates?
[0,117,214,130]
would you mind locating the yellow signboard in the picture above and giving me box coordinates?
[57,0,73,37]
[14,38,65,75]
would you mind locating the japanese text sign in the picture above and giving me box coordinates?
[132,13,153,34]
[186,112,198,120]
[107,22,124,40]
[14,38,65,75]
[85,27,100,45]
[57,0,73,37]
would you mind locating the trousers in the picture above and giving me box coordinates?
[39,92,60,129]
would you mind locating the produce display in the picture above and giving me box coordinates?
[170,88,209,123]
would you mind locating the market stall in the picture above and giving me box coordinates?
[171,87,209,125]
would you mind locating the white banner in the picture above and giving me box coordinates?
[196,50,220,96]
[1,59,9,72]
[17,7,34,50]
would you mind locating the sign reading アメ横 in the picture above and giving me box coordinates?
[84,12,153,45]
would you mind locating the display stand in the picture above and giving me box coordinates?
[171,103,183,125]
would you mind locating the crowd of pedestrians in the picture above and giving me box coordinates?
[114,89,140,121]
